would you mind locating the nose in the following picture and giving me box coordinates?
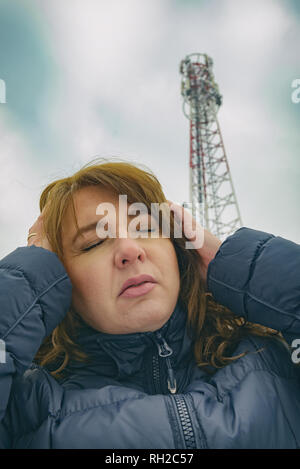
[114,238,146,268]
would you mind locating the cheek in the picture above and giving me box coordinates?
[67,262,108,300]
[171,259,181,291]
[158,241,180,282]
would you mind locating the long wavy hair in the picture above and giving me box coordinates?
[34,158,278,379]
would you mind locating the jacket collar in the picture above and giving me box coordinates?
[66,298,194,381]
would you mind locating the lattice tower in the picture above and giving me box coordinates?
[180,53,243,240]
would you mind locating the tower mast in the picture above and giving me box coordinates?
[180,53,242,240]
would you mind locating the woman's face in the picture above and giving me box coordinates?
[61,185,181,334]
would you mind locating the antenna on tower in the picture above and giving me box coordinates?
[180,53,243,240]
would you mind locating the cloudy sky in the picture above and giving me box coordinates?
[0,0,299,259]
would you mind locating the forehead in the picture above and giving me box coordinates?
[72,186,119,213]
[62,186,119,236]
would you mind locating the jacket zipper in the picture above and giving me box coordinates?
[152,331,197,449]
[170,394,197,449]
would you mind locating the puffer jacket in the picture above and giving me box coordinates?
[0,227,300,449]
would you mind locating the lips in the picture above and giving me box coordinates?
[119,274,156,296]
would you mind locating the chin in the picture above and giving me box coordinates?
[138,310,172,333]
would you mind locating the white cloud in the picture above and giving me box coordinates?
[0,113,46,258]
[1,0,299,261]
[36,0,300,242]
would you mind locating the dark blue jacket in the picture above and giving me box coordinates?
[0,227,300,449]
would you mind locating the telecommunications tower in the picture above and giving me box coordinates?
[180,53,242,240]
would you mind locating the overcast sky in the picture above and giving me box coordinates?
[0,0,299,259]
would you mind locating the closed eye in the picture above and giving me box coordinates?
[82,229,156,252]
[82,240,104,252]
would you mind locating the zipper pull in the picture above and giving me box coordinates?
[154,332,177,394]
[166,357,177,394]
[154,331,173,357]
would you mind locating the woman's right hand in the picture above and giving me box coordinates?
[27,209,53,252]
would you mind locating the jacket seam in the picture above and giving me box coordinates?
[207,233,274,295]
[283,317,300,335]
[57,395,146,420]
[216,367,297,400]
[1,273,69,341]
[243,235,277,321]
[245,236,274,289]
[0,266,37,298]
[208,276,298,326]
[214,368,299,447]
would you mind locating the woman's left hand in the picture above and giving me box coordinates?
[167,200,222,288]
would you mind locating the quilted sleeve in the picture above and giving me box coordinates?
[0,246,72,447]
[207,227,300,346]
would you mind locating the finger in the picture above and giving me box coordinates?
[27,213,46,247]
[27,234,40,247]
[167,200,185,222]
[166,201,186,236]
[168,202,197,234]
[168,201,205,249]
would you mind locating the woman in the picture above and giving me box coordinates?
[0,158,300,449]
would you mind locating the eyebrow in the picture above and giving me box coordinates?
[72,221,100,244]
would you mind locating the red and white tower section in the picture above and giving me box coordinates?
[180,53,242,240]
